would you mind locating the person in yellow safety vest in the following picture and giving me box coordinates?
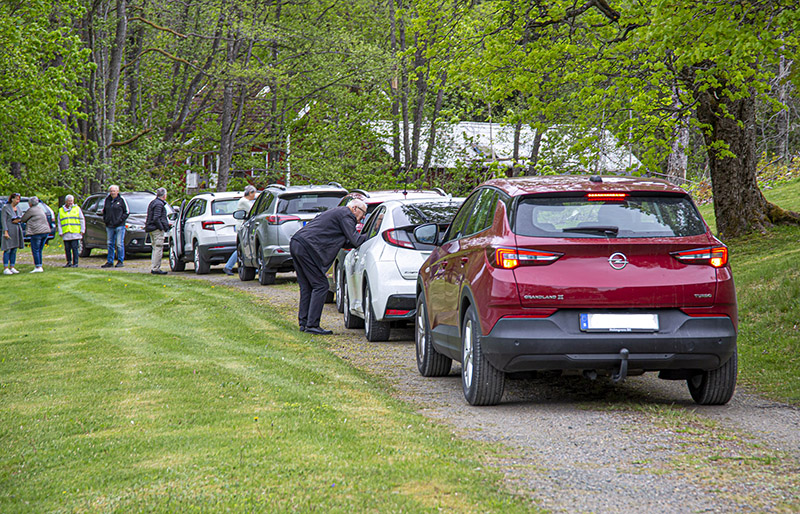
[57,195,85,268]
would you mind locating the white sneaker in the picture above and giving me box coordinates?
[10,267,19,274]
[31,267,44,273]
[3,268,12,275]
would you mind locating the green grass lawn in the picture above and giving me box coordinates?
[698,178,800,402]
[0,272,533,512]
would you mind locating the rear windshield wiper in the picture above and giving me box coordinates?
[562,226,619,237]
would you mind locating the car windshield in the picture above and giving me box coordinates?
[392,201,463,226]
[514,194,706,238]
[211,198,241,215]
[277,193,344,214]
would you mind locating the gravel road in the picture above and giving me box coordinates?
[33,251,800,512]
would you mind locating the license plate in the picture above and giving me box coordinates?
[580,313,659,332]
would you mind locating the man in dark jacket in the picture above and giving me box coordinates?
[290,199,368,335]
[145,187,170,275]
[101,185,129,268]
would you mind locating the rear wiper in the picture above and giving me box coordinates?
[562,225,619,237]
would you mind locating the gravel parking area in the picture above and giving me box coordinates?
[29,250,800,512]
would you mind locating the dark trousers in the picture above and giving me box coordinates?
[64,239,80,265]
[290,239,329,329]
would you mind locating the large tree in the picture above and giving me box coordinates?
[454,0,800,238]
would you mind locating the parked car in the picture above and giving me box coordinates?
[80,191,174,257]
[168,191,243,274]
[0,196,56,242]
[342,197,464,342]
[234,183,348,285]
[414,175,738,406]
[328,188,450,313]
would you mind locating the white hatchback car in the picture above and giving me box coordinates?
[342,197,464,341]
[169,191,244,274]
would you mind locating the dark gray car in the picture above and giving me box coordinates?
[234,183,347,285]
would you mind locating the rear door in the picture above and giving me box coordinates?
[511,194,717,310]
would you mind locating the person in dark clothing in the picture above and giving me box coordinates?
[290,199,368,335]
[145,187,170,275]
[101,185,129,268]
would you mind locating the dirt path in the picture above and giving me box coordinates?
[32,251,800,512]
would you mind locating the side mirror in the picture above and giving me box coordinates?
[167,212,178,221]
[233,209,247,220]
[413,223,440,246]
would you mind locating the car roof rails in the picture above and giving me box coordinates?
[267,183,286,190]
[327,181,344,189]
[349,188,370,198]
[432,187,447,196]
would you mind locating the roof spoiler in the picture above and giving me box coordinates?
[349,188,370,198]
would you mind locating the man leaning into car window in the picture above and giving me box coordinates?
[145,188,170,275]
[289,199,368,335]
[101,185,128,268]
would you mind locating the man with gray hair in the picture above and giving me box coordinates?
[145,187,170,275]
[222,184,258,276]
[101,185,128,267]
[289,198,368,334]
[57,194,85,267]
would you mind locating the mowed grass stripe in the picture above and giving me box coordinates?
[0,272,533,512]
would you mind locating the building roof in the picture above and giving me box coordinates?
[372,121,641,172]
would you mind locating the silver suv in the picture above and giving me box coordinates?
[234,183,347,285]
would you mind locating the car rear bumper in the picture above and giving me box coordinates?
[481,309,737,372]
[264,245,294,272]
[198,243,236,264]
[383,294,416,319]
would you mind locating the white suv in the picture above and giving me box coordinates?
[169,191,244,274]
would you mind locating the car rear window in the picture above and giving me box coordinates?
[514,194,706,238]
[211,198,241,215]
[277,193,344,214]
[392,201,463,226]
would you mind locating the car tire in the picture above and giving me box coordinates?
[193,243,210,275]
[237,244,256,281]
[169,240,185,272]
[416,294,452,377]
[78,239,91,257]
[461,305,504,406]
[364,282,390,342]
[687,350,737,405]
[335,263,345,313]
[257,246,276,285]
[343,280,364,329]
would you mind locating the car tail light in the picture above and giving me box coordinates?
[385,309,411,316]
[267,214,301,225]
[671,246,728,268]
[586,193,628,201]
[487,247,562,269]
[382,229,415,249]
[202,221,224,230]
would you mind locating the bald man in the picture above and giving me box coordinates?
[289,199,368,334]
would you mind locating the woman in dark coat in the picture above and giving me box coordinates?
[2,193,24,275]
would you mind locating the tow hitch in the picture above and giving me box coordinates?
[610,348,629,383]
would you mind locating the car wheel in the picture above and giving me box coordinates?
[78,239,91,257]
[169,239,185,272]
[687,350,737,405]
[193,243,210,274]
[461,305,504,406]
[257,246,276,285]
[416,294,452,377]
[335,264,345,313]
[343,280,364,329]
[364,282,390,342]
[237,244,256,281]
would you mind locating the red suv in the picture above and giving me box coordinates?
[414,176,737,406]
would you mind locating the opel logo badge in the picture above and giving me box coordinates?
[609,252,628,270]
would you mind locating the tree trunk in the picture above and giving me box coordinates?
[525,126,543,176]
[103,0,127,175]
[776,53,791,162]
[422,71,446,175]
[694,87,800,238]
[666,86,689,184]
[511,120,522,178]
[388,0,400,164]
